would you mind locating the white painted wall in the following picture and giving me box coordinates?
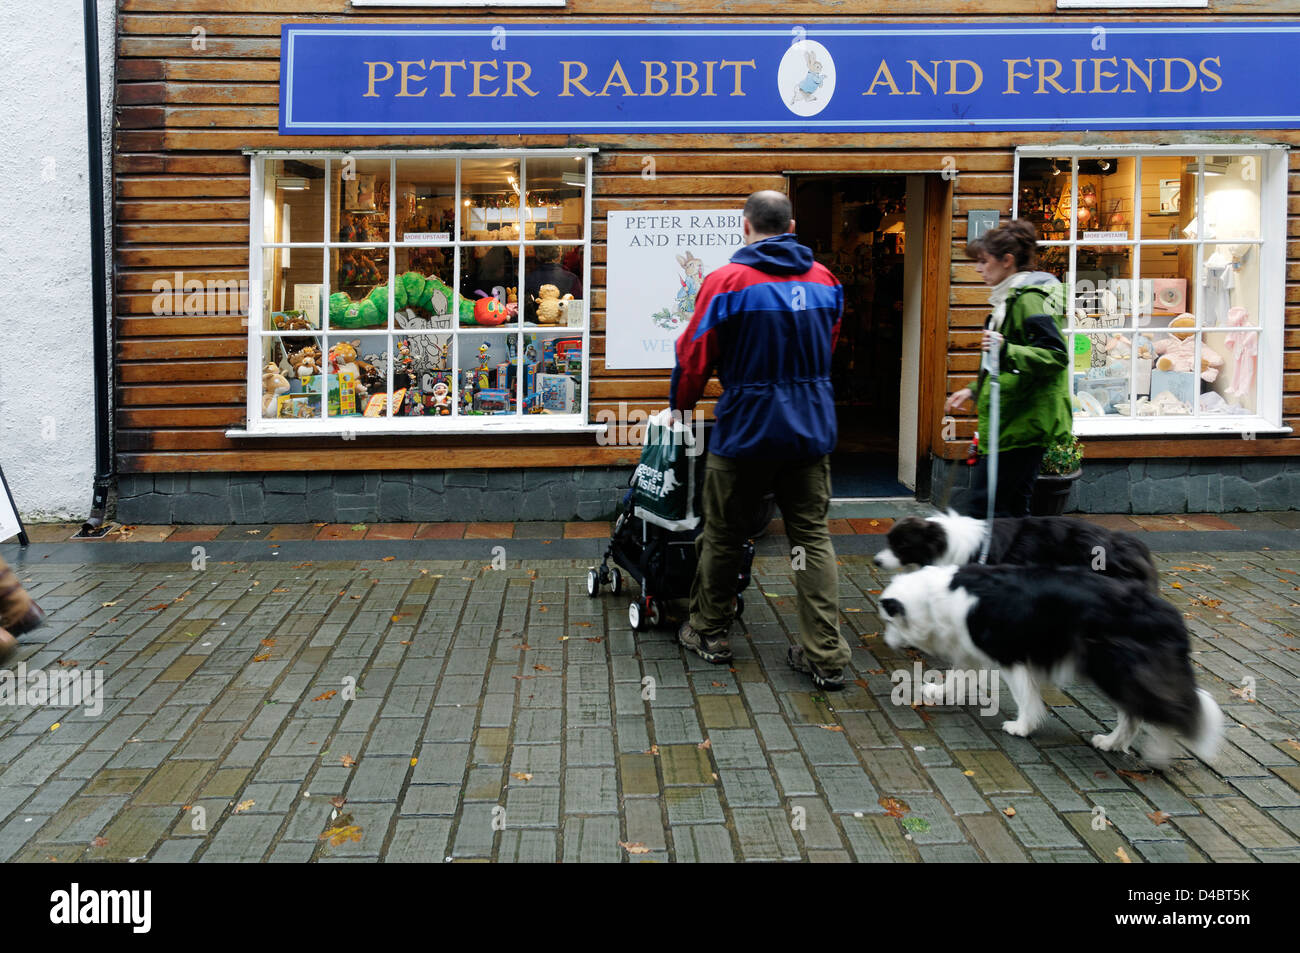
[0,0,114,522]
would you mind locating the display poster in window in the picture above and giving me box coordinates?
[605,210,743,370]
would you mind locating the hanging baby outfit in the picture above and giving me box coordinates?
[1201,251,1236,328]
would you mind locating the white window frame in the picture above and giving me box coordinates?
[1013,143,1290,438]
[238,148,600,437]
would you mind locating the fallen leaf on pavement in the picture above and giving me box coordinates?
[711,682,724,688]
[329,796,346,809]
[272,588,288,593]
[1117,769,1150,782]
[648,745,660,756]
[1002,806,1016,817]
[260,638,276,647]
[820,724,844,732]
[252,653,271,663]
[962,770,975,777]
[382,556,395,562]
[697,738,711,750]
[92,836,109,848]
[854,679,871,691]
[321,821,362,847]
[511,772,533,782]
[619,841,651,855]
[144,603,168,611]
[1115,847,1133,863]
[512,674,535,681]
[1170,582,1183,589]
[101,601,119,607]
[586,636,604,643]
[534,664,552,672]
[340,755,357,768]
[879,797,908,818]
[1148,811,1171,826]
[313,690,337,702]
[234,800,255,813]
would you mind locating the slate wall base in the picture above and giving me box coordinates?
[929,457,1300,515]
[116,469,633,524]
[117,457,1298,524]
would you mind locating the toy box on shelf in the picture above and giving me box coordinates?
[474,388,512,414]
[537,373,579,414]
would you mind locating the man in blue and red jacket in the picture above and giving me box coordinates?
[670,191,851,690]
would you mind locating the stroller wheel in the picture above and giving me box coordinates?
[646,598,662,629]
[610,568,623,596]
[628,600,644,631]
[586,568,599,598]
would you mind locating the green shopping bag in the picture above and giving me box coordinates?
[630,409,700,532]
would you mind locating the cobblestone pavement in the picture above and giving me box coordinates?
[1,544,1298,863]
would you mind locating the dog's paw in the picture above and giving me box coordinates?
[1002,720,1031,737]
[1091,732,1122,752]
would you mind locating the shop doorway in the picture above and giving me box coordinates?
[792,174,920,498]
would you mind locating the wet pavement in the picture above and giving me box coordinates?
[1,522,1298,863]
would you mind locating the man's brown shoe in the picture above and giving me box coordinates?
[0,627,17,666]
[0,565,43,636]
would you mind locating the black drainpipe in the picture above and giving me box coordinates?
[79,0,113,537]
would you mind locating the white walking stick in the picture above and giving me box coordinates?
[978,342,999,565]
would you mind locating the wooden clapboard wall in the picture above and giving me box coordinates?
[114,0,1300,473]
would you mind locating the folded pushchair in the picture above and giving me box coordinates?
[586,412,768,632]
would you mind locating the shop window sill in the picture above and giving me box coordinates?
[1072,416,1290,438]
[228,418,609,438]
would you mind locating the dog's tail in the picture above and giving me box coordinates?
[1184,688,1223,763]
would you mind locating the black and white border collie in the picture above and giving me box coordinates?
[874,511,1159,591]
[879,564,1222,766]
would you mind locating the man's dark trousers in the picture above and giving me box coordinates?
[689,452,850,671]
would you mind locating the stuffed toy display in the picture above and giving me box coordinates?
[1153,312,1224,382]
[262,363,290,417]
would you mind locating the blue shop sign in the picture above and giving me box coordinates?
[280,22,1300,135]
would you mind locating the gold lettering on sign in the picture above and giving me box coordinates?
[864,59,902,95]
[643,61,669,97]
[1036,59,1069,95]
[598,60,637,97]
[470,60,499,97]
[428,61,467,97]
[1123,58,1157,93]
[1162,57,1197,93]
[560,61,594,97]
[504,61,538,97]
[673,61,699,96]
[908,60,943,95]
[947,60,982,95]
[397,60,427,97]
[1198,56,1222,92]
[1004,58,1032,94]
[364,61,393,97]
[720,60,756,96]
[1092,57,1120,94]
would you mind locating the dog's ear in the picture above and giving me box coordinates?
[880,597,905,620]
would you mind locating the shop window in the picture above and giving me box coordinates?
[251,151,592,432]
[1014,147,1287,437]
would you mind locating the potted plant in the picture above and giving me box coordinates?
[1031,435,1084,516]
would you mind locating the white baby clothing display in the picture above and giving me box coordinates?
[1201,250,1236,328]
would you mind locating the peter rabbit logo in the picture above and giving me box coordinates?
[779,40,836,118]
[652,251,705,330]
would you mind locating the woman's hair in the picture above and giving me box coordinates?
[966,218,1039,270]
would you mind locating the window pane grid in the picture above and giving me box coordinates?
[252,151,591,429]
[1015,148,1273,429]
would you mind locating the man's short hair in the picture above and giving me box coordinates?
[743,191,793,236]
[535,245,560,264]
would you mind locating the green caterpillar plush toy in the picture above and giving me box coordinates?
[327,273,474,329]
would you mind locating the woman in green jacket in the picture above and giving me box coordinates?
[945,219,1073,518]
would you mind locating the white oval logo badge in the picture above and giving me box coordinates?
[779,40,836,117]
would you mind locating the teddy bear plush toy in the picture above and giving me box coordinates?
[1153,313,1224,382]
[262,363,290,416]
[533,284,563,325]
[288,345,322,377]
